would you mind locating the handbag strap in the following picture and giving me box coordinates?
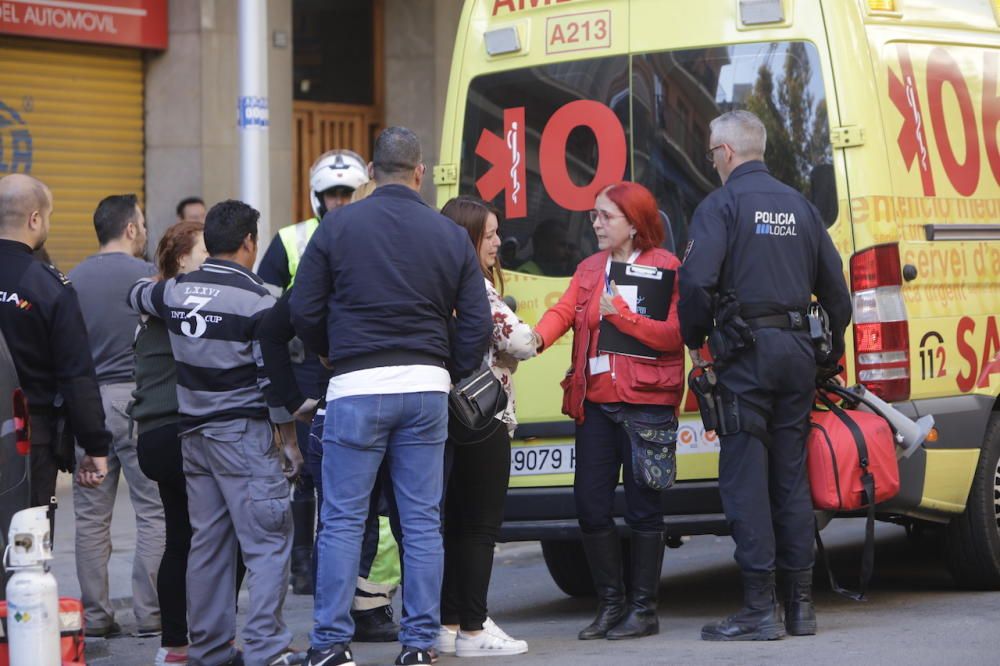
[814,391,877,601]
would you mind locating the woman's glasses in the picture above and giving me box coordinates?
[588,209,626,224]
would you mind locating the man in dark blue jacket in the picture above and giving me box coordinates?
[292,126,490,666]
[679,111,851,642]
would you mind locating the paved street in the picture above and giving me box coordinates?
[48,475,1000,666]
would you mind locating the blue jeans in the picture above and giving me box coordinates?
[311,392,448,651]
[307,409,399,581]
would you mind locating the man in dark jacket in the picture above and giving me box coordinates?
[292,127,490,666]
[679,110,851,642]
[0,174,109,504]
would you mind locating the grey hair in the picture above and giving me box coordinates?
[710,110,767,159]
[372,126,422,182]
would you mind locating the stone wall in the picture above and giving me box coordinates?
[384,0,464,205]
[145,0,293,252]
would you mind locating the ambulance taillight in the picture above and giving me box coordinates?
[850,244,910,402]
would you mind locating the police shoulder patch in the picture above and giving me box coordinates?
[683,240,694,263]
[40,262,71,286]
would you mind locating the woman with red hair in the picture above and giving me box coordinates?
[534,181,683,641]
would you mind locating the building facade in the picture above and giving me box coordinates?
[0,0,462,268]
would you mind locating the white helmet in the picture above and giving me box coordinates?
[309,149,369,218]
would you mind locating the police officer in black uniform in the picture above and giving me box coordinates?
[678,111,851,641]
[0,174,110,505]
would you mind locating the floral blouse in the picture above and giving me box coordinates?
[483,278,537,433]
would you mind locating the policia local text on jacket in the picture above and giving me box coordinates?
[0,239,111,506]
[679,157,851,640]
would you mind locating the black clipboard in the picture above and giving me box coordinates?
[597,261,674,359]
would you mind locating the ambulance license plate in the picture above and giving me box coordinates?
[510,444,576,476]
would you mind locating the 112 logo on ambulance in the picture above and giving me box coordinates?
[474,101,627,218]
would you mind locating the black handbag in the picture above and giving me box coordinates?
[448,362,508,445]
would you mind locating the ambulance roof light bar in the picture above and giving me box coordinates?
[739,0,784,25]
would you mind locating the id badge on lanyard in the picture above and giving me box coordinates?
[591,250,640,375]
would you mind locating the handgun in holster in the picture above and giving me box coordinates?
[688,365,742,437]
[688,365,719,432]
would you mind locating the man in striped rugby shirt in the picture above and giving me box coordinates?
[129,200,303,666]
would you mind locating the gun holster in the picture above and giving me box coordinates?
[687,366,741,436]
[707,291,755,367]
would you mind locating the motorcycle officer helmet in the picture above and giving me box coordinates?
[309,149,370,218]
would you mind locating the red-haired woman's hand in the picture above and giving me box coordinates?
[600,281,622,316]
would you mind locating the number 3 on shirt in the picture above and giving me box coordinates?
[181,295,212,338]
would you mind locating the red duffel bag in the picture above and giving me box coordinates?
[808,393,900,511]
[807,386,901,600]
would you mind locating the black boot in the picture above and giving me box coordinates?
[781,569,817,636]
[290,497,315,595]
[578,530,626,640]
[701,571,786,641]
[606,530,664,640]
[351,605,400,642]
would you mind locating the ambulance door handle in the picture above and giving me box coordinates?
[902,264,918,282]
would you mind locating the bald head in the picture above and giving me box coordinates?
[0,174,53,249]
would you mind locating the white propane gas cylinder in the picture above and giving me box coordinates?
[4,506,61,666]
[5,570,61,666]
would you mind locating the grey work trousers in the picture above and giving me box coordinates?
[182,417,292,666]
[73,382,165,631]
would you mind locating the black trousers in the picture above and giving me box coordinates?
[440,424,511,631]
[137,423,191,648]
[29,413,59,509]
[574,401,663,534]
[716,328,817,573]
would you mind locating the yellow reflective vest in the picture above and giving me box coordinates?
[278,217,320,288]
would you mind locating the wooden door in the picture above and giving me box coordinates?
[292,102,383,221]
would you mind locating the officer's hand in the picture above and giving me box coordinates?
[600,281,622,316]
[689,348,710,368]
[318,355,333,370]
[76,455,108,488]
[293,398,320,424]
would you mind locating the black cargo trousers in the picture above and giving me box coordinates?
[715,327,817,573]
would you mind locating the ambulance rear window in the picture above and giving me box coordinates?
[459,41,836,277]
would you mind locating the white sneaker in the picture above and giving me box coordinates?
[438,625,458,655]
[455,618,528,657]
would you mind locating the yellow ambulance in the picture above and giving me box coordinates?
[434,0,1000,594]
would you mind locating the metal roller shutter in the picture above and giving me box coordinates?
[0,36,143,270]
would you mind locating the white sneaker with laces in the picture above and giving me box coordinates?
[455,618,528,657]
[437,626,457,655]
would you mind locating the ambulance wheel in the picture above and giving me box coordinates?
[945,413,1000,589]
[541,539,595,597]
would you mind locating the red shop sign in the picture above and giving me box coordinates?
[0,0,167,50]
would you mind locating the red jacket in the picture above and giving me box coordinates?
[535,248,684,424]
